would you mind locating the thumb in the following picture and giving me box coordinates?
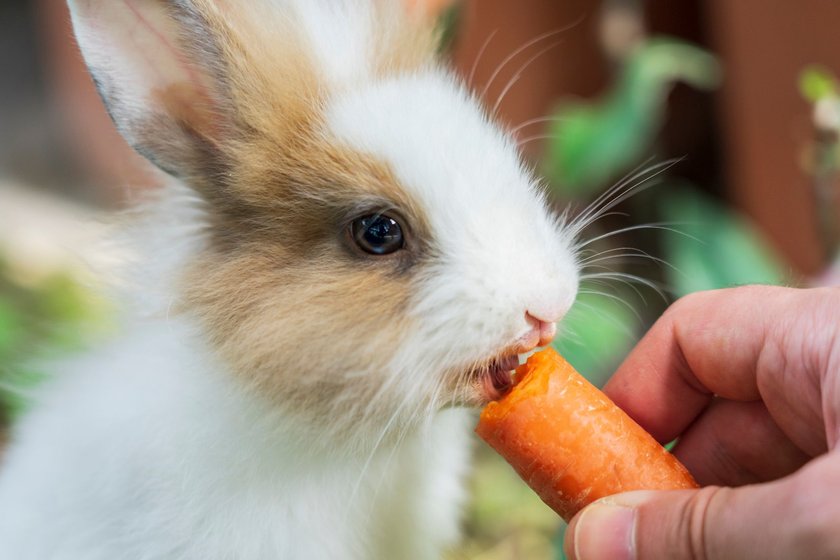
[564,454,840,560]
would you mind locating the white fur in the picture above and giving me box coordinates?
[0,1,580,559]
[0,310,472,560]
[291,0,380,85]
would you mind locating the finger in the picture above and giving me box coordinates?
[565,452,840,560]
[603,286,828,452]
[672,399,811,486]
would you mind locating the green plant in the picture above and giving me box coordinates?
[0,257,107,422]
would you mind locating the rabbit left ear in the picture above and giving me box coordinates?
[67,0,232,179]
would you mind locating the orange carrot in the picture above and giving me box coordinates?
[476,347,698,522]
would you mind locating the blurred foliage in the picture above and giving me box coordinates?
[544,38,720,196]
[552,291,637,388]
[0,258,107,422]
[659,186,785,297]
[799,65,839,103]
[537,36,786,387]
[447,444,561,560]
[436,2,463,55]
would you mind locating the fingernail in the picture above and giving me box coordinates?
[567,500,637,560]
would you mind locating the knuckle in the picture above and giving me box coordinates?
[646,487,723,560]
[669,285,783,315]
[682,486,725,560]
[661,292,707,334]
[666,291,710,317]
[666,287,756,319]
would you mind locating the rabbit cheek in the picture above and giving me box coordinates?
[182,249,415,434]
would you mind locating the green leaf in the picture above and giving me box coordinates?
[0,257,112,420]
[0,298,23,357]
[799,65,838,103]
[436,2,462,55]
[544,38,720,196]
[658,186,786,296]
[553,290,640,387]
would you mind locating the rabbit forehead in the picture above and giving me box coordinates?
[326,73,528,198]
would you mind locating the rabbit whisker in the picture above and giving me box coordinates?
[569,159,681,237]
[576,222,697,251]
[467,29,499,88]
[479,20,582,103]
[509,115,571,136]
[578,288,644,323]
[491,40,564,117]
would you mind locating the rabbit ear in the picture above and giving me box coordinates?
[68,0,231,179]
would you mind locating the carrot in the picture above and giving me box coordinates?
[475,347,698,522]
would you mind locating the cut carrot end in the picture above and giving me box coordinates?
[476,347,698,522]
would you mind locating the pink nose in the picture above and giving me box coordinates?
[521,311,558,350]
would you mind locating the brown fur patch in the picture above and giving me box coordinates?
[171,1,443,431]
[183,248,413,413]
[181,129,435,429]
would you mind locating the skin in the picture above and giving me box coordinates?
[564,285,840,560]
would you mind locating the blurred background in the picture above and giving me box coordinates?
[1,1,839,559]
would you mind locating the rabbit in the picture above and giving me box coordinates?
[0,0,580,558]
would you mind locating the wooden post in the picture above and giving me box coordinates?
[705,0,840,276]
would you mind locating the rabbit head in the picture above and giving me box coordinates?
[68,0,579,447]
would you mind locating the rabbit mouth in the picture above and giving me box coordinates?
[474,354,520,403]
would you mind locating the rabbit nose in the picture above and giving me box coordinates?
[520,311,558,350]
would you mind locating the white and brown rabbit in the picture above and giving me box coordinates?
[0,1,579,558]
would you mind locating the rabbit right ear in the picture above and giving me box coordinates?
[67,0,234,180]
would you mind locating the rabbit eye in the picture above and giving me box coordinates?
[351,214,404,255]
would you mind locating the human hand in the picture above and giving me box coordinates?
[564,286,840,560]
